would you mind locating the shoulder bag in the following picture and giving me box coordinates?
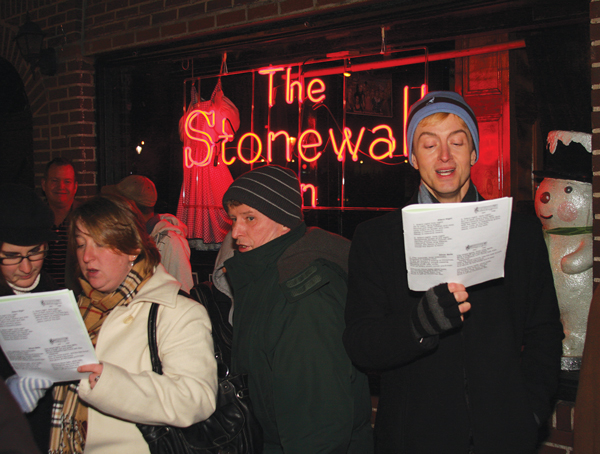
[136,302,263,454]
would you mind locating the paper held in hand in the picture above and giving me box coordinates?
[401,197,513,291]
[0,289,98,383]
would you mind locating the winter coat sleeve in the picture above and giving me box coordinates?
[343,214,436,370]
[273,261,362,454]
[78,296,218,427]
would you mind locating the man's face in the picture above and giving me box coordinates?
[42,164,77,208]
[227,204,290,252]
[411,114,476,203]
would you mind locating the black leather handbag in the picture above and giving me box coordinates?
[136,303,263,454]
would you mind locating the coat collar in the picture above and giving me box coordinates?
[132,264,182,308]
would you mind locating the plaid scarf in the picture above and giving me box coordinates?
[49,260,152,454]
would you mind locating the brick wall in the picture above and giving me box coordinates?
[0,0,378,198]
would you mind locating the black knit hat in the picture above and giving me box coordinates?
[0,184,57,246]
[222,165,304,228]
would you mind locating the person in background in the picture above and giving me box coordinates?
[343,91,564,453]
[212,229,235,325]
[0,378,41,454]
[48,194,217,453]
[41,158,80,288]
[0,184,58,452]
[102,175,194,293]
[222,165,373,454]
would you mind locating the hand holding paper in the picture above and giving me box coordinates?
[0,289,98,382]
[411,283,470,338]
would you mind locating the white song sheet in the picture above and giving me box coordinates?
[402,197,513,291]
[0,289,98,382]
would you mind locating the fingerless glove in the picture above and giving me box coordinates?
[411,283,463,338]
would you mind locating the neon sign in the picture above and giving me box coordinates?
[183,66,427,168]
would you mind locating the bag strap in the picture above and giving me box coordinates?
[146,292,227,378]
[147,303,162,375]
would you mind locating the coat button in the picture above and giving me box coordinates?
[123,315,134,324]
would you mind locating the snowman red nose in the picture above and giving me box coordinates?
[540,192,551,204]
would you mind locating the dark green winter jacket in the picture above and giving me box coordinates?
[225,223,373,454]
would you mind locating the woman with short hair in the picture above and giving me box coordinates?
[49,194,218,454]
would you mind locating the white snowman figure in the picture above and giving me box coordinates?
[534,131,592,369]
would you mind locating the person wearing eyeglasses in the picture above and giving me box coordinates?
[0,183,58,452]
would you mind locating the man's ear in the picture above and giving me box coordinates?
[41,179,47,194]
[411,153,419,169]
[470,150,477,166]
[280,224,291,236]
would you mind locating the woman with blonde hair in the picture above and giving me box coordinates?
[49,194,218,454]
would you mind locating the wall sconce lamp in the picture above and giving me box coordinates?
[14,13,57,76]
[136,141,145,154]
[343,59,352,78]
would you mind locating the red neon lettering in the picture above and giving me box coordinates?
[237,132,263,164]
[184,110,216,167]
[307,78,326,103]
[298,129,322,162]
[218,118,235,164]
[369,125,396,160]
[403,85,429,157]
[268,131,292,162]
[259,67,285,107]
[221,141,236,165]
[301,183,317,208]
[285,67,303,104]
[329,127,365,162]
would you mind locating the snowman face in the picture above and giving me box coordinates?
[535,177,592,230]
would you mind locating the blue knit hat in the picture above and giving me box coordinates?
[406,91,479,168]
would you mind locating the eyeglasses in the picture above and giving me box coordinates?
[0,250,48,265]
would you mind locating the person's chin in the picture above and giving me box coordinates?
[16,275,38,288]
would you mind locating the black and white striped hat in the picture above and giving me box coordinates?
[223,165,303,228]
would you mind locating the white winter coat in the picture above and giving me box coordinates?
[78,264,218,454]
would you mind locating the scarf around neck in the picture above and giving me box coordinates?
[49,259,153,454]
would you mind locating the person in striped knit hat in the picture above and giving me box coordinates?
[222,165,373,453]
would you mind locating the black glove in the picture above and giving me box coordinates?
[411,283,464,338]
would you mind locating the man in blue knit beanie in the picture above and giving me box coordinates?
[343,91,564,453]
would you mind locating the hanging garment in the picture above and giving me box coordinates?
[177,80,240,243]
